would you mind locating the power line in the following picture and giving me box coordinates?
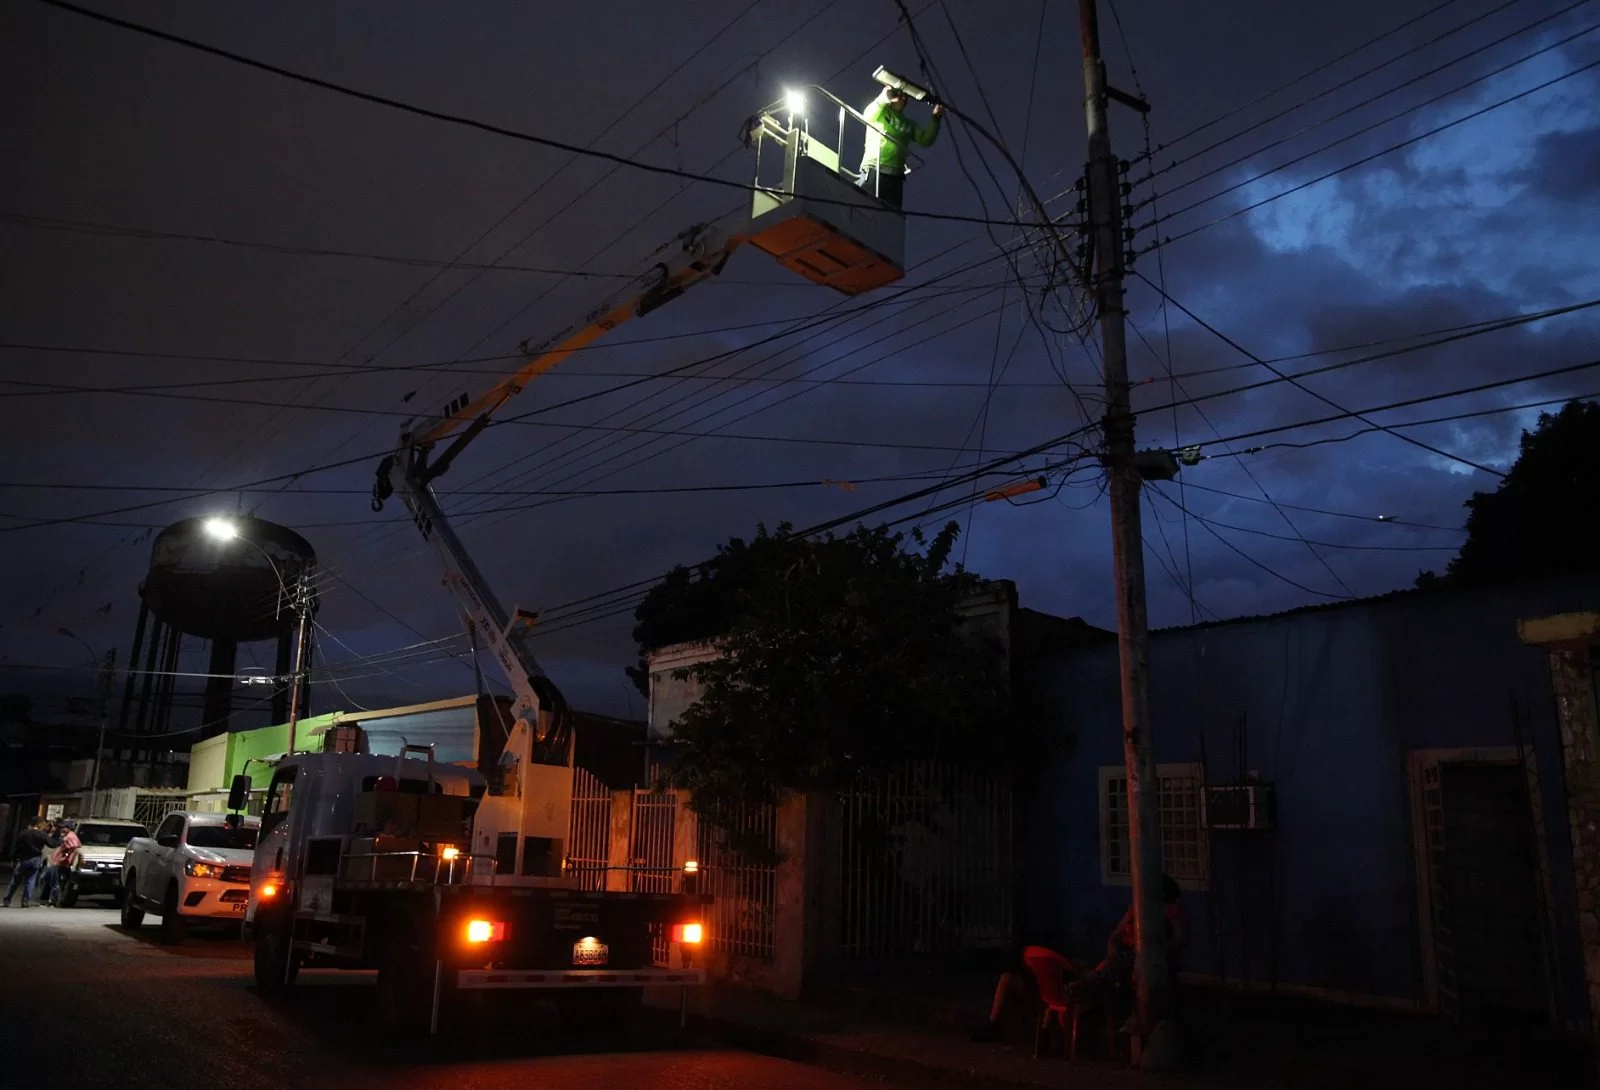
[1147,487,1458,553]
[1136,271,1513,476]
[1145,0,1564,187]
[1135,0,1468,159]
[1204,387,1600,459]
[32,0,1043,233]
[1181,356,1600,452]
[1143,15,1600,215]
[1142,54,1600,251]
[0,210,818,285]
[1173,479,1465,533]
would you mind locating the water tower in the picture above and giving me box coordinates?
[118,515,317,746]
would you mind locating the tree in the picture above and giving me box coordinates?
[1417,399,1600,587]
[633,521,1011,836]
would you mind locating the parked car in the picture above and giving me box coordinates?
[60,818,150,907]
[120,811,260,941]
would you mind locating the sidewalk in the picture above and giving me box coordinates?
[645,975,1595,1090]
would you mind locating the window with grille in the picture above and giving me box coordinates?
[1098,763,1207,889]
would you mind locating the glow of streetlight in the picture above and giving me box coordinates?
[784,88,806,117]
[202,516,240,542]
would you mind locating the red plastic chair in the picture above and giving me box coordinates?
[1022,946,1113,1060]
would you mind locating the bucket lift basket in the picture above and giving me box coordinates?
[745,87,910,296]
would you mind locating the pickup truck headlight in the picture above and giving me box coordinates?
[185,861,225,879]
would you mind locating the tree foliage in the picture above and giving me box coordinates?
[1417,399,1600,588]
[632,521,1011,832]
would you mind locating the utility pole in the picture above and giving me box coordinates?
[285,570,314,756]
[88,647,117,803]
[1077,0,1172,1047]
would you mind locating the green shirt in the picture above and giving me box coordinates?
[861,99,940,176]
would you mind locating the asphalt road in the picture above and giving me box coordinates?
[0,903,885,1090]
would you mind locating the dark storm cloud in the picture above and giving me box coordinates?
[4,1,1599,717]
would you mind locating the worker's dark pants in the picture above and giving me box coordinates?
[859,166,904,209]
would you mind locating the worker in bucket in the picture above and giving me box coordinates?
[858,83,942,210]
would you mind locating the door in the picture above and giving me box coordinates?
[147,814,184,899]
[1418,756,1549,1022]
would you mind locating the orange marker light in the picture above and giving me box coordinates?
[673,922,703,945]
[259,883,278,899]
[465,918,506,944]
[439,846,460,861]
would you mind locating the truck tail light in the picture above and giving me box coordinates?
[465,918,506,944]
[672,922,703,945]
[259,882,278,900]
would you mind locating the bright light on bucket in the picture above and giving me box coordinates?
[785,88,806,116]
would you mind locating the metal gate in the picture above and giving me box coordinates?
[837,761,1013,961]
[629,788,678,893]
[132,793,187,832]
[695,803,778,963]
[566,768,611,891]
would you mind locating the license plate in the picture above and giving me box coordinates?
[572,938,608,966]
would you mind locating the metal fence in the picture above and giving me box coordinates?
[132,793,189,832]
[566,767,611,892]
[837,761,1013,961]
[696,802,778,963]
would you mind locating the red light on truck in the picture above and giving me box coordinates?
[465,918,506,944]
[259,882,278,899]
[672,922,704,945]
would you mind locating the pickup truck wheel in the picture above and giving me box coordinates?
[59,884,78,909]
[253,917,299,995]
[119,875,144,928]
[375,920,433,1034]
[159,884,187,944]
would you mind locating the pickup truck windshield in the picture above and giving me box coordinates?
[185,826,259,850]
[78,824,147,847]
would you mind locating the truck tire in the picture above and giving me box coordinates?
[375,918,434,1035]
[119,875,144,928]
[253,915,299,995]
[160,883,188,944]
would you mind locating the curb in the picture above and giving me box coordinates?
[648,1005,1107,1090]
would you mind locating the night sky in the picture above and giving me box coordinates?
[4,0,1598,727]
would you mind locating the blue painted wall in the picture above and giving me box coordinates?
[1020,578,1600,1027]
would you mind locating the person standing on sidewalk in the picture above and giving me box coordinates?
[3,820,55,907]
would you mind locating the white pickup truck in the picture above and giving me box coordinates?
[120,810,260,942]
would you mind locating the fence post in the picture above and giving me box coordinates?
[606,789,633,893]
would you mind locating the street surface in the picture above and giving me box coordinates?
[0,903,886,1090]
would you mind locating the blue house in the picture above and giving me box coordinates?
[1023,576,1600,1033]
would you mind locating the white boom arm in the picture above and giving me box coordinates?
[368,220,744,879]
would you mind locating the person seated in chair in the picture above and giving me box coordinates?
[973,874,1188,1043]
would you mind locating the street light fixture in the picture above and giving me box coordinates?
[202,516,240,542]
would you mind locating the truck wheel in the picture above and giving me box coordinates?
[59,884,78,909]
[159,884,188,944]
[254,916,299,995]
[119,875,144,928]
[375,920,434,1034]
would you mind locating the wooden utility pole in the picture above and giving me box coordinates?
[285,570,314,755]
[1077,0,1172,1044]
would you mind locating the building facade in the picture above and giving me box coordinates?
[1026,576,1600,1033]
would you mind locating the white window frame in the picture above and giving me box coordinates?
[1098,762,1209,891]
